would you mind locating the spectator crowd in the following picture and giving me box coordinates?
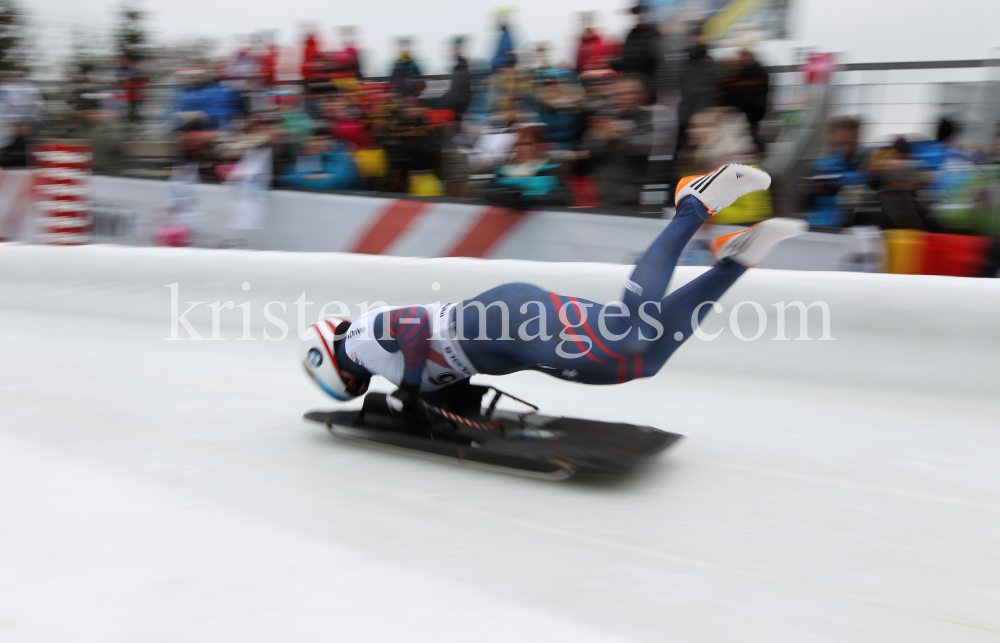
[799,115,1000,237]
[2,2,1000,240]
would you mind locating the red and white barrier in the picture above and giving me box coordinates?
[30,144,93,246]
[0,173,857,270]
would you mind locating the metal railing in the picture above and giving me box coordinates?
[821,59,999,146]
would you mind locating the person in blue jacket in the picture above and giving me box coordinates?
[910,117,977,201]
[172,71,243,131]
[802,116,869,226]
[534,69,585,149]
[205,81,244,130]
[492,11,516,72]
[279,135,360,191]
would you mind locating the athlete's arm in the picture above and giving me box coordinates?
[375,306,431,388]
[374,306,431,414]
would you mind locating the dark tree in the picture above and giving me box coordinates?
[0,0,28,74]
[146,36,219,82]
[66,26,109,83]
[115,3,148,63]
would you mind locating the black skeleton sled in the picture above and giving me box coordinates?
[303,382,683,479]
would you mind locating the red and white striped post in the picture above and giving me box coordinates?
[30,144,93,246]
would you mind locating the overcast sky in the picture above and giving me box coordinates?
[24,0,1000,76]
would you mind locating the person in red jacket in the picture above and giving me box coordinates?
[575,12,606,74]
[338,26,362,79]
[301,25,323,81]
[118,60,148,125]
[257,42,278,87]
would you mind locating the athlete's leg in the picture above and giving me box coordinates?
[456,166,788,384]
[457,196,717,384]
[616,164,775,344]
[635,217,810,375]
[620,196,712,320]
[637,258,745,374]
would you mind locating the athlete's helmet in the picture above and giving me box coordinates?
[301,318,370,401]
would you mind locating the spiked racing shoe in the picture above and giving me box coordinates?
[710,218,808,267]
[674,164,772,215]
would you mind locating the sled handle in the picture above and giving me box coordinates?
[483,386,539,420]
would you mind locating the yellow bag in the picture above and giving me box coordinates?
[333,77,361,92]
[883,230,926,274]
[409,171,444,197]
[354,148,387,178]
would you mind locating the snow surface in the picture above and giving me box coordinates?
[1,243,999,642]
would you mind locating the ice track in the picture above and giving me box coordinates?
[1,244,999,642]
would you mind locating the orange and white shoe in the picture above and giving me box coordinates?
[710,218,808,267]
[675,164,771,214]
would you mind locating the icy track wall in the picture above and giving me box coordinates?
[1,243,998,399]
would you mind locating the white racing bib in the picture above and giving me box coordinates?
[341,302,478,391]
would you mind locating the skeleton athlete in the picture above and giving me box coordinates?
[302,165,806,412]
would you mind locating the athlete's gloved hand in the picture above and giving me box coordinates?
[386,382,421,414]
